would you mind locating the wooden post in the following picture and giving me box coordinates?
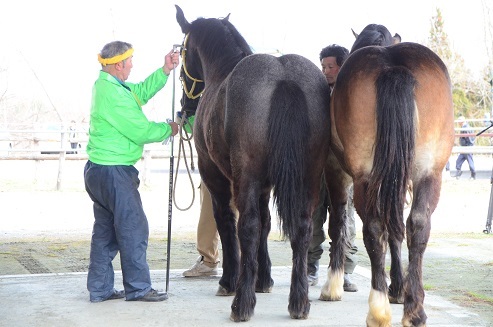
[142,149,151,186]
[56,127,67,191]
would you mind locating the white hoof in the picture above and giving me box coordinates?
[319,267,343,301]
[366,288,392,327]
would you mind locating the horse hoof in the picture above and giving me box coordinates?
[216,285,235,296]
[289,302,310,319]
[389,294,404,304]
[319,293,342,301]
[255,286,273,293]
[230,312,251,322]
[289,312,309,320]
[402,316,427,327]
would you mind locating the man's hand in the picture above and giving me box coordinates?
[163,50,180,75]
[169,121,179,136]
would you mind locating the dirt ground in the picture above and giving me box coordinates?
[1,159,493,323]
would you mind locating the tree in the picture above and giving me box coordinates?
[427,8,479,118]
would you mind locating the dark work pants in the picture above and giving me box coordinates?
[455,152,475,173]
[84,161,151,301]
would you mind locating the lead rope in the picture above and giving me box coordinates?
[172,110,196,211]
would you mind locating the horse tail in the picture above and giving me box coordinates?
[267,80,310,239]
[367,67,416,240]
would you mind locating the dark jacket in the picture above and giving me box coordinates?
[459,122,475,146]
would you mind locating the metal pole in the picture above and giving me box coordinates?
[485,72,493,234]
[166,47,180,293]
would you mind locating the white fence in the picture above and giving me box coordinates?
[0,126,194,190]
[1,120,492,190]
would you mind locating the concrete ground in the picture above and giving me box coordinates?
[1,156,493,326]
[0,265,488,327]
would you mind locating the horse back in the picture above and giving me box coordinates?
[225,53,331,158]
[332,42,454,178]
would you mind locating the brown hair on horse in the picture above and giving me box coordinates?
[320,24,454,327]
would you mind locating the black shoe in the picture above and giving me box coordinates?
[471,172,476,180]
[343,273,358,292]
[455,170,462,179]
[129,289,168,302]
[90,289,125,303]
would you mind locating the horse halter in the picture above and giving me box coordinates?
[180,33,205,100]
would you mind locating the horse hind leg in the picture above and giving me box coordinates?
[230,184,262,322]
[401,175,439,327]
[255,190,274,293]
[388,227,405,304]
[319,199,345,302]
[319,181,347,302]
[205,175,239,297]
[363,217,392,327]
[288,206,312,319]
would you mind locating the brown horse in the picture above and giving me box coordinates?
[320,24,454,327]
[175,5,331,322]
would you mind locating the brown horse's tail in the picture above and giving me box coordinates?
[367,67,416,240]
[267,80,310,239]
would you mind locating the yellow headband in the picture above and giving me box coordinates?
[97,48,134,66]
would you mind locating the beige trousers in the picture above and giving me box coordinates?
[197,183,220,266]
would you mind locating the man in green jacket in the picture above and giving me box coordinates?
[85,40,179,303]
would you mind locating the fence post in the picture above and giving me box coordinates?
[141,149,151,186]
[56,127,67,191]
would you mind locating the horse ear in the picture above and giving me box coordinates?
[351,28,359,39]
[223,13,231,22]
[393,33,402,44]
[175,5,191,34]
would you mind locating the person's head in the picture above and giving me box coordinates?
[458,115,466,126]
[98,41,134,81]
[319,44,349,87]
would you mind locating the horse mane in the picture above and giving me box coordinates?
[350,24,395,53]
[190,17,253,78]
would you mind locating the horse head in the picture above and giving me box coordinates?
[175,5,252,84]
[350,24,401,53]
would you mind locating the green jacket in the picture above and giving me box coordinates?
[87,68,173,165]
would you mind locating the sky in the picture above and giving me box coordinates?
[0,0,491,126]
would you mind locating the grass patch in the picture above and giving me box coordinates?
[466,291,493,305]
[423,283,435,291]
[47,244,69,251]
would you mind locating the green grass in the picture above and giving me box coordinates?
[466,291,493,305]
[423,283,435,291]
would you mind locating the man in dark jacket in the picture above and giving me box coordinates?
[455,116,476,180]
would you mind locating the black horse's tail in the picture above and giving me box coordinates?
[367,67,416,239]
[267,80,310,239]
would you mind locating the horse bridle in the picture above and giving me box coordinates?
[180,33,205,100]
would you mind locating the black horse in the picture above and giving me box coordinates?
[175,5,331,322]
[320,24,454,327]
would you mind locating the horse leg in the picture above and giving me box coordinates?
[319,167,349,302]
[230,183,261,322]
[255,189,274,293]
[204,174,239,297]
[401,175,440,327]
[363,212,392,327]
[341,175,392,326]
[388,231,405,304]
[319,199,345,301]
[288,206,312,319]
